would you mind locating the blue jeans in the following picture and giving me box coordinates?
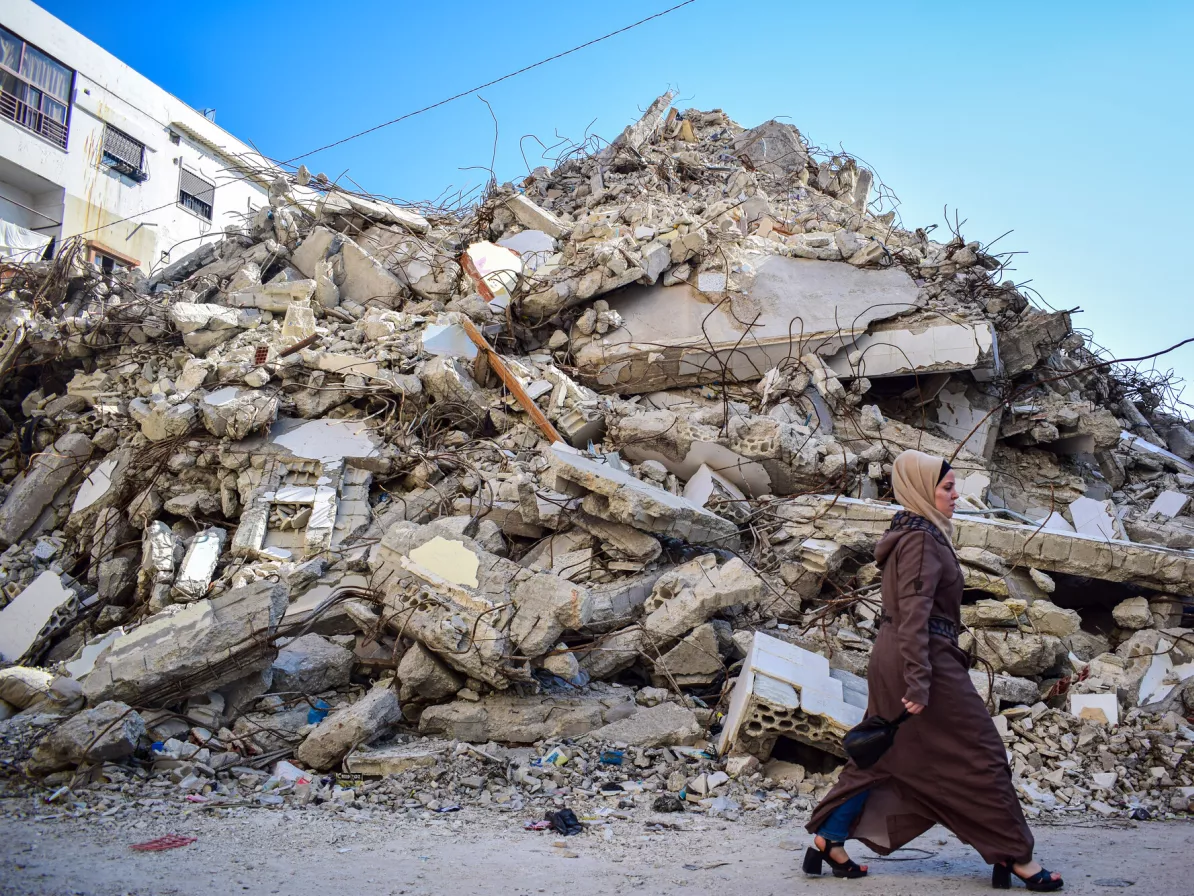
[817,791,869,843]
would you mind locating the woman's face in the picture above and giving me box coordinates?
[935,469,959,519]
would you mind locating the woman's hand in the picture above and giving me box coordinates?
[902,698,926,715]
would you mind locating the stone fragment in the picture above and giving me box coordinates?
[969,630,1066,677]
[0,433,92,547]
[271,634,354,695]
[296,686,402,771]
[505,194,568,238]
[28,701,145,774]
[510,574,592,658]
[1112,597,1153,630]
[0,666,54,709]
[200,388,279,440]
[968,670,1039,708]
[128,398,198,442]
[397,642,465,703]
[586,701,702,748]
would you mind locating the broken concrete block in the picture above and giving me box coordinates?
[585,701,702,748]
[397,643,465,703]
[732,119,810,177]
[296,686,402,771]
[717,632,866,759]
[505,194,568,238]
[128,398,198,442]
[650,622,723,687]
[509,574,592,658]
[642,555,762,640]
[292,226,407,307]
[547,444,738,545]
[27,701,146,774]
[70,455,119,515]
[418,693,637,744]
[0,432,92,547]
[1026,600,1081,637]
[83,580,289,706]
[173,528,226,602]
[1112,597,1154,630]
[200,387,279,440]
[462,241,522,310]
[271,634,354,695]
[578,627,647,680]
[968,670,1039,708]
[825,318,998,382]
[0,572,79,662]
[344,740,450,776]
[0,666,54,709]
[968,630,1066,677]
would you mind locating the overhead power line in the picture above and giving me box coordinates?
[281,0,700,164]
[56,0,699,245]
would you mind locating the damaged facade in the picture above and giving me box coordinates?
[1,90,1192,827]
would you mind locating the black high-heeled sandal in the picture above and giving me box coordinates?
[992,861,1063,891]
[803,838,868,879]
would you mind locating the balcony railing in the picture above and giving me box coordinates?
[0,83,68,149]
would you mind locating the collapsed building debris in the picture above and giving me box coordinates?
[1,92,1193,828]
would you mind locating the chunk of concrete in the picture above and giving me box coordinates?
[344,740,450,776]
[418,693,637,744]
[643,555,763,640]
[732,120,810,177]
[71,456,119,514]
[292,226,407,307]
[0,572,78,662]
[173,528,227,602]
[1112,597,1154,630]
[271,634,354,695]
[968,670,1039,708]
[0,666,54,709]
[83,580,289,706]
[717,632,866,759]
[27,701,146,774]
[505,194,568,238]
[1026,600,1081,638]
[509,574,592,658]
[397,642,465,703]
[969,630,1066,677]
[200,387,279,441]
[0,433,92,547]
[295,686,402,771]
[585,701,702,748]
[825,318,998,381]
[128,398,198,442]
[650,623,723,687]
[547,444,738,544]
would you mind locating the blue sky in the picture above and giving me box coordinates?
[40,0,1194,400]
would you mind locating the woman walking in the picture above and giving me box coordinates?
[803,449,1063,891]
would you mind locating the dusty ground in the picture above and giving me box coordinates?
[0,809,1190,896]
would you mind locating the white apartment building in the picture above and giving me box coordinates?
[0,0,273,274]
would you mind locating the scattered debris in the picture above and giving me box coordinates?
[0,92,1191,830]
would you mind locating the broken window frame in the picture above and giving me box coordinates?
[178,167,215,221]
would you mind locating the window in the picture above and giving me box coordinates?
[101,124,147,181]
[85,241,138,274]
[0,26,72,149]
[178,168,214,221]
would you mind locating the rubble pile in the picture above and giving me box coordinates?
[1,92,1193,826]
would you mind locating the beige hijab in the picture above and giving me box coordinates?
[891,449,955,544]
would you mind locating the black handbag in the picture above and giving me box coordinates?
[843,709,911,769]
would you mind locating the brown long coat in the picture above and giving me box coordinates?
[806,514,1034,865]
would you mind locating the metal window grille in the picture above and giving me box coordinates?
[102,124,146,179]
[178,168,215,221]
[0,28,72,149]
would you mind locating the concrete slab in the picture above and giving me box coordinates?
[1148,490,1190,519]
[0,572,76,662]
[574,257,920,393]
[825,318,997,380]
